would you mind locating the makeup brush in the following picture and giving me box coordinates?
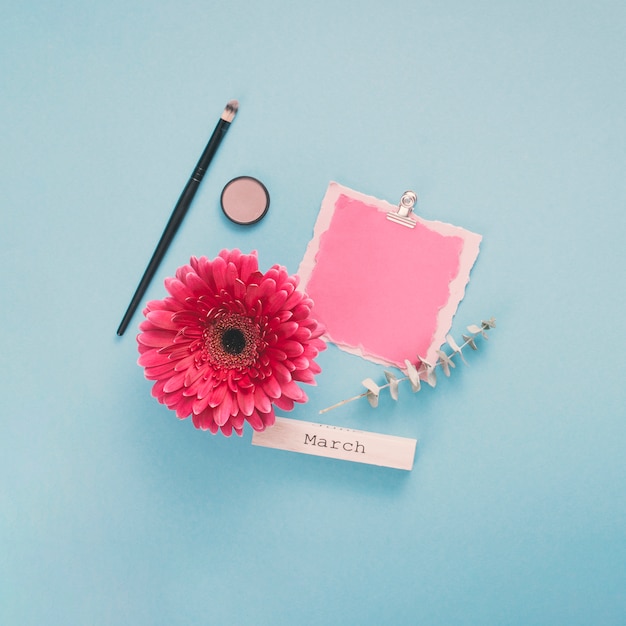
[117,99,239,336]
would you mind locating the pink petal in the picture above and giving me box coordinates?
[170,310,204,326]
[290,355,310,370]
[194,257,217,292]
[212,256,228,291]
[231,413,245,430]
[280,379,306,401]
[268,311,289,324]
[253,385,272,414]
[262,375,282,399]
[175,262,194,281]
[173,353,197,373]
[270,360,292,384]
[183,365,205,388]
[290,304,310,321]
[164,277,193,302]
[162,370,187,393]
[137,329,176,348]
[157,344,193,361]
[281,340,305,358]
[292,369,317,384]
[143,361,176,379]
[282,288,304,310]
[273,395,294,411]
[193,409,218,433]
[150,379,167,400]
[214,394,234,426]
[192,394,211,415]
[220,422,233,437]
[265,347,287,362]
[223,248,241,265]
[245,410,264,431]
[233,278,246,300]
[291,327,312,342]
[256,278,277,300]
[238,253,258,282]
[309,324,326,340]
[146,309,178,330]
[261,409,275,429]
[225,261,238,287]
[264,289,288,314]
[174,394,196,418]
[276,321,299,338]
[207,383,228,407]
[192,377,213,402]
[244,283,260,310]
[236,388,255,416]
[163,387,187,410]
[308,361,322,375]
[185,271,210,296]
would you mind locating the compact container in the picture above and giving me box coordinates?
[220,176,270,225]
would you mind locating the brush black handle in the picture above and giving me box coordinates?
[116,117,232,336]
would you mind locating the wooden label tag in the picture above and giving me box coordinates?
[251,417,417,471]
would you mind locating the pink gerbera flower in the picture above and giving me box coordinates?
[137,249,326,436]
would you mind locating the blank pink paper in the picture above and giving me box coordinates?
[298,182,482,370]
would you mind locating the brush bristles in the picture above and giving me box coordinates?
[221,99,239,123]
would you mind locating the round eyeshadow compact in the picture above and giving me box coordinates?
[220,176,270,225]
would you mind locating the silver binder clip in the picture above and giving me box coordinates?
[386,191,417,228]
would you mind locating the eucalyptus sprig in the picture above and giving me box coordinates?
[319,318,496,414]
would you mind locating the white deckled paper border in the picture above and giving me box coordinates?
[297,181,482,370]
[251,417,417,471]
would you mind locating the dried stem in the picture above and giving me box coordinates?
[319,318,495,414]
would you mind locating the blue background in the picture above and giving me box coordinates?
[2,1,625,624]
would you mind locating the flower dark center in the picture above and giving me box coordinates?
[203,312,261,370]
[221,328,246,355]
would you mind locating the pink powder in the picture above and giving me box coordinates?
[221,176,269,225]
